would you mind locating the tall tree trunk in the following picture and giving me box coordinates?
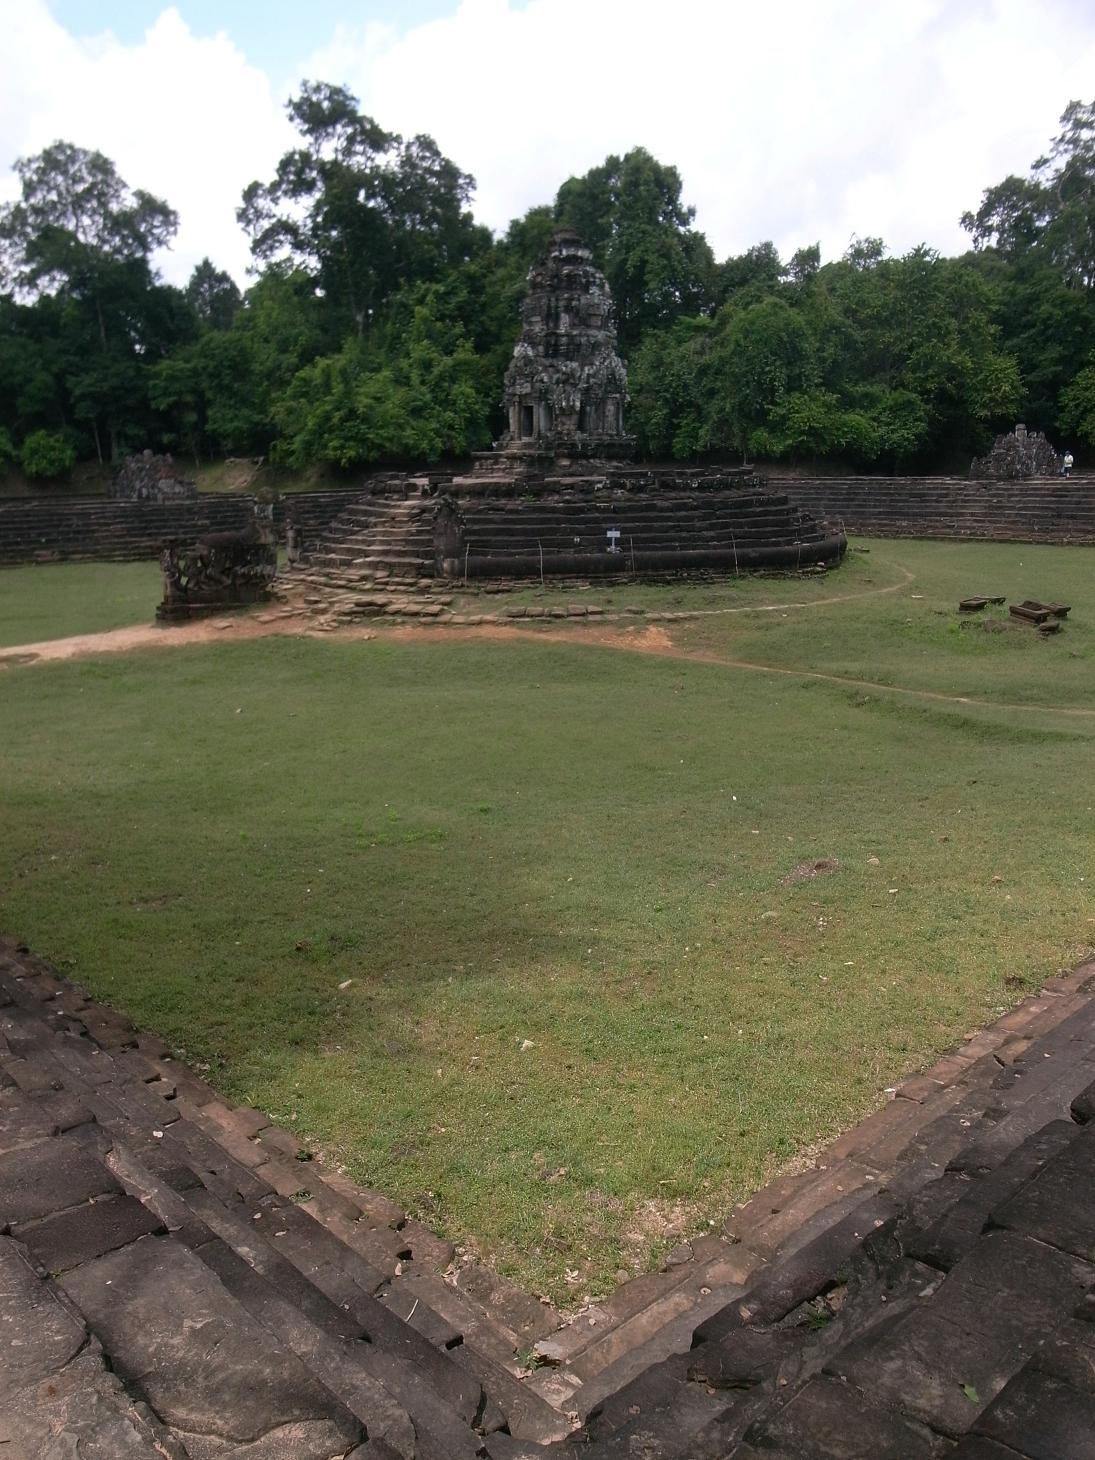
[94,293,108,353]
[91,420,103,466]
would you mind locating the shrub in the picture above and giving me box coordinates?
[20,430,76,480]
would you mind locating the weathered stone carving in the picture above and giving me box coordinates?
[278,230,848,590]
[970,423,1061,480]
[157,502,276,621]
[497,228,633,462]
[112,450,198,502]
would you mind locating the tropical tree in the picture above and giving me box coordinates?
[555,148,718,352]
[239,82,485,339]
[186,258,241,330]
[0,141,185,460]
[272,282,490,468]
[963,98,1095,291]
[1060,360,1095,446]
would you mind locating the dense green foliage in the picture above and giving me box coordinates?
[2,94,1095,475]
[19,427,76,479]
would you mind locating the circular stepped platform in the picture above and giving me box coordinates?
[280,466,846,620]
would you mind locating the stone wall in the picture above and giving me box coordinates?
[6,476,1094,567]
[442,488,845,578]
[772,476,1095,544]
[0,489,364,566]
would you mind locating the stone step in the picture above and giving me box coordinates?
[0,1235,190,1459]
[0,949,559,1455]
[5,937,1095,1459]
[179,1195,489,1456]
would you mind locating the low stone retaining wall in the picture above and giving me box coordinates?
[773,475,1095,544]
[5,476,1094,566]
[0,489,364,566]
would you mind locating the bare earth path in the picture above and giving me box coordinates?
[4,563,1092,720]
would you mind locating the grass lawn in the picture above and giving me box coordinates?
[1,539,1093,1302]
[0,559,160,649]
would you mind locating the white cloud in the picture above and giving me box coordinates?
[2,0,1095,292]
[0,2,292,285]
[306,0,1095,264]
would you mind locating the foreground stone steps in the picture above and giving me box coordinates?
[517,966,1095,1431]
[0,940,572,1455]
[4,934,1094,1459]
[573,1132,1095,1460]
[539,965,1095,1458]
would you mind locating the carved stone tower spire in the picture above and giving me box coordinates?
[499,228,634,461]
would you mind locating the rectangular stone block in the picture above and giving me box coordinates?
[60,1235,364,1453]
[990,1124,1095,1259]
[832,1231,1094,1437]
[0,1136,118,1227]
[975,1365,1095,1459]
[745,1374,949,1458]
[0,1235,87,1403]
[15,1194,164,1274]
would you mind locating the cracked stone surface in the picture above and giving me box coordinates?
[2,937,1095,1458]
[0,1238,167,1457]
[60,1236,363,1456]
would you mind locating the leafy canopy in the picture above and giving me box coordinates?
[0,141,176,298]
[239,81,484,337]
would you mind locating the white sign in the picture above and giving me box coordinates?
[606,528,622,554]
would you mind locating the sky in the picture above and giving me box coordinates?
[2,0,1095,290]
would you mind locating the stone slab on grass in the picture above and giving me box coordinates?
[60,1233,364,1456]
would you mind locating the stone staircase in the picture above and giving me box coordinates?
[558,969,1095,1458]
[282,496,438,599]
[274,484,846,624]
[0,495,256,566]
[4,933,1095,1458]
[0,937,571,1458]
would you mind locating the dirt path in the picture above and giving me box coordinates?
[379,620,1095,720]
[0,559,912,666]
[3,568,1092,720]
[0,610,310,666]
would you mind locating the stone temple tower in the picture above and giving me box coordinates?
[498,228,634,462]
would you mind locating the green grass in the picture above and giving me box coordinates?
[0,559,159,648]
[0,541,1093,1302]
[671,539,1095,708]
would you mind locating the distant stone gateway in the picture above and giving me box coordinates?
[112,450,197,503]
[970,423,1061,481]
